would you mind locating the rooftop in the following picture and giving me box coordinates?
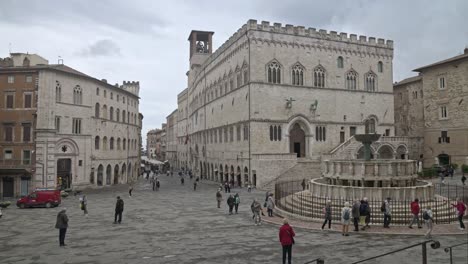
[394,75,422,86]
[414,48,468,72]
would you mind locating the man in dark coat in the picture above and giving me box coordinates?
[227,195,235,215]
[352,200,361,231]
[114,196,124,224]
[55,208,69,246]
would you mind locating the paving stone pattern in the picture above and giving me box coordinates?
[0,173,467,264]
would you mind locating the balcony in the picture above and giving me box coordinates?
[0,159,32,170]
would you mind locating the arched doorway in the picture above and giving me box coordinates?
[224,165,229,183]
[252,172,257,187]
[397,145,408,159]
[244,167,249,186]
[290,123,306,158]
[230,165,235,184]
[127,163,132,182]
[97,164,104,186]
[357,146,375,160]
[438,154,450,166]
[121,164,126,183]
[114,165,119,184]
[236,166,241,187]
[378,145,394,159]
[219,165,223,182]
[106,165,112,185]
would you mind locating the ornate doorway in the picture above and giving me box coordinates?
[290,123,306,158]
[57,159,71,189]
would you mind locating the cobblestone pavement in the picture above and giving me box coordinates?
[1,174,467,264]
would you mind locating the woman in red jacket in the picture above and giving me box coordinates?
[279,218,295,264]
[451,198,466,230]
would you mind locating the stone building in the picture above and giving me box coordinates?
[168,20,409,187]
[1,53,142,194]
[166,110,178,168]
[395,48,468,167]
[147,128,163,160]
[0,53,45,198]
[176,89,189,170]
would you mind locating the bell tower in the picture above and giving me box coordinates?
[187,30,214,85]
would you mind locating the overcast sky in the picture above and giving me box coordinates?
[1,0,467,143]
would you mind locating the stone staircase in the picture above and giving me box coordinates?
[261,159,322,191]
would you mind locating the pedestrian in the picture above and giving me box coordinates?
[301,179,306,191]
[449,165,454,178]
[359,197,371,230]
[181,177,185,185]
[321,200,332,230]
[439,170,446,184]
[247,182,252,193]
[352,199,360,232]
[382,197,392,228]
[267,193,275,217]
[264,191,270,206]
[152,179,156,191]
[227,195,235,215]
[114,196,124,224]
[216,188,222,208]
[227,182,231,193]
[461,173,466,186]
[279,218,295,264]
[451,198,466,230]
[55,208,69,247]
[224,182,228,193]
[234,193,240,214]
[409,198,422,229]
[156,180,160,191]
[128,185,133,197]
[342,202,351,236]
[423,205,434,238]
[80,195,88,216]
[193,181,198,191]
[251,199,262,225]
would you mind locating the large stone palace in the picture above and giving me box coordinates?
[161,19,416,187]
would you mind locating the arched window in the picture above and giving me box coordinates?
[56,81,62,102]
[95,103,100,118]
[337,56,344,68]
[116,109,120,122]
[237,73,242,88]
[243,70,249,85]
[123,139,126,150]
[96,87,100,96]
[230,79,234,91]
[365,72,377,92]
[314,66,325,88]
[269,126,274,141]
[102,105,107,119]
[292,64,304,86]
[109,107,114,121]
[127,112,130,124]
[267,61,281,84]
[346,70,357,90]
[122,110,126,123]
[117,138,121,150]
[378,61,383,73]
[110,137,114,150]
[273,126,278,141]
[103,136,108,150]
[278,126,282,141]
[95,136,100,150]
[365,118,376,134]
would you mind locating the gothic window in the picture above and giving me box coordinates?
[219,85,223,96]
[269,125,282,141]
[117,138,121,150]
[337,56,344,68]
[267,61,281,84]
[237,125,241,141]
[73,86,82,104]
[95,103,100,118]
[365,72,377,92]
[316,126,326,141]
[224,127,228,142]
[109,107,114,121]
[56,81,61,102]
[219,128,223,143]
[292,64,304,86]
[103,136,108,150]
[230,126,234,142]
[116,109,120,122]
[230,79,234,91]
[237,73,242,88]
[378,61,383,73]
[243,70,249,85]
[122,110,126,123]
[110,137,114,150]
[95,136,100,150]
[96,87,100,96]
[278,126,282,140]
[365,118,376,134]
[123,138,126,150]
[269,126,273,141]
[244,123,249,140]
[346,70,358,90]
[313,66,325,88]
[102,105,108,119]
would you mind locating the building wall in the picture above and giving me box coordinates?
[420,59,468,167]
[394,78,424,137]
[35,69,141,189]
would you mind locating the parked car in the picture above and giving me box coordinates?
[16,188,61,209]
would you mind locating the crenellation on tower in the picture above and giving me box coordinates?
[359,35,367,42]
[369,37,376,44]
[121,80,140,96]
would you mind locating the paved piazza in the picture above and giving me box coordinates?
[1,174,467,264]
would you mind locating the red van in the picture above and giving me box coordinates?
[17,188,61,208]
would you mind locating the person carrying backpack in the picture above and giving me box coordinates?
[422,205,433,238]
[451,198,466,230]
[359,197,371,230]
[382,198,392,228]
[409,198,421,229]
[234,193,240,214]
[341,202,351,236]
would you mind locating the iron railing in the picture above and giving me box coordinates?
[444,241,468,264]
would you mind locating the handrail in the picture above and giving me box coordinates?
[350,240,440,264]
[329,135,355,155]
[444,241,468,264]
[304,258,324,264]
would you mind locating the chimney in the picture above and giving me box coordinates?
[101,79,107,83]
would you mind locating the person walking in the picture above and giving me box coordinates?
[423,205,434,238]
[267,193,275,217]
[451,198,466,230]
[341,202,351,236]
[359,197,371,230]
[382,198,392,228]
[227,195,235,215]
[352,200,360,232]
[301,179,306,191]
[152,178,156,191]
[409,198,422,229]
[321,200,332,230]
[128,185,133,197]
[193,181,198,191]
[216,188,222,208]
[80,195,88,216]
[234,193,240,214]
[156,179,160,191]
[224,182,228,193]
[461,173,466,186]
[251,199,262,225]
[279,218,295,264]
[114,196,124,224]
[247,182,252,193]
[181,177,185,185]
[55,208,69,247]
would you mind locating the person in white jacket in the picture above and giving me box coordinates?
[423,205,433,238]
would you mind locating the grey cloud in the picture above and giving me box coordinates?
[78,39,121,57]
